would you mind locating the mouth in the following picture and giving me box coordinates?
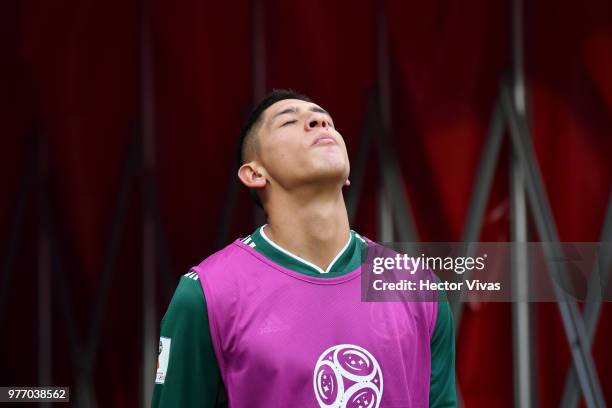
[312,133,337,146]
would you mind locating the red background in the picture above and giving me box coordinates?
[2,0,611,406]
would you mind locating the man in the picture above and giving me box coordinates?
[151,89,456,407]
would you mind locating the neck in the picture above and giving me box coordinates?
[263,187,350,272]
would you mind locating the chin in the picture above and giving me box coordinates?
[310,161,349,183]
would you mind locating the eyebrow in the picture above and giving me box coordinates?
[271,105,332,122]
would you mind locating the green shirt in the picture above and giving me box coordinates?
[151,227,456,407]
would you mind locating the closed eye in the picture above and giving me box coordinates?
[282,119,297,127]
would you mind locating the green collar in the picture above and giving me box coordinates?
[240,225,365,277]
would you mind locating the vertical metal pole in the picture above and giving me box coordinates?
[140,0,156,405]
[38,134,52,408]
[378,187,394,242]
[375,0,418,243]
[510,152,533,408]
[512,0,526,117]
[451,100,505,327]
[502,86,606,408]
[510,0,534,406]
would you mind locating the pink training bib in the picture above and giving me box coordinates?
[195,240,438,408]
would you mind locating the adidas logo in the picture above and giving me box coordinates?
[258,315,289,335]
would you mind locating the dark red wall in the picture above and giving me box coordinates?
[2,0,611,406]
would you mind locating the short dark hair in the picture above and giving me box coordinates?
[236,89,313,208]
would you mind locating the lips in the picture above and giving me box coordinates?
[312,133,337,145]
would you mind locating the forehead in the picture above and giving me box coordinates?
[263,99,326,123]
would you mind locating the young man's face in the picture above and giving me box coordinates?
[255,98,350,191]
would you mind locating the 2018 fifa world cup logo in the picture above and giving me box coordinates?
[313,344,383,408]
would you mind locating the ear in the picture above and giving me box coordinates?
[344,178,351,187]
[238,162,267,190]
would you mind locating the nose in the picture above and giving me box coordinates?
[305,113,330,130]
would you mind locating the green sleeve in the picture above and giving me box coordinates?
[429,294,457,407]
[151,274,224,408]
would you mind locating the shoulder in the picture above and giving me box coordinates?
[163,273,206,323]
[351,230,369,244]
[192,240,251,274]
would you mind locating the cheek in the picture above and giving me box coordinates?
[260,139,305,171]
[269,139,299,160]
[334,132,349,152]
[334,137,350,161]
